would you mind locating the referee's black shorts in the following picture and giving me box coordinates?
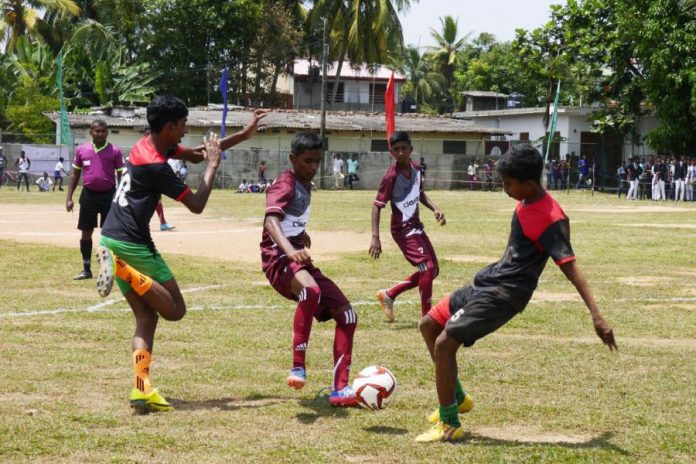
[444,285,518,347]
[78,187,115,230]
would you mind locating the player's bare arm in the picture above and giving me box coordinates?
[264,215,313,264]
[175,109,270,162]
[65,168,81,212]
[560,260,618,351]
[369,205,382,259]
[301,231,312,249]
[180,133,221,214]
[420,192,446,226]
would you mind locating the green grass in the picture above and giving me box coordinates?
[0,188,695,463]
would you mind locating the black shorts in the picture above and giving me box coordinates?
[444,285,518,347]
[78,188,115,230]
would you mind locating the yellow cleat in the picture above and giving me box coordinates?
[129,387,174,414]
[415,422,465,443]
[376,289,395,322]
[427,394,474,423]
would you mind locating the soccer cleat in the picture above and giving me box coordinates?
[129,387,174,414]
[287,367,307,390]
[95,246,115,298]
[415,422,465,443]
[329,385,358,407]
[160,223,175,232]
[427,394,474,424]
[73,270,93,280]
[376,289,395,323]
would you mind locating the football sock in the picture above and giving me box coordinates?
[155,202,166,225]
[292,287,320,369]
[386,272,419,300]
[418,265,437,316]
[80,239,92,273]
[333,307,357,390]
[133,349,153,394]
[455,379,466,406]
[114,256,153,296]
[439,401,461,428]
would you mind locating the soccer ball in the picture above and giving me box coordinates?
[352,365,397,410]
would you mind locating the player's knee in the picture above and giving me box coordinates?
[433,331,459,359]
[300,286,321,304]
[336,305,357,328]
[419,315,440,340]
[162,301,186,321]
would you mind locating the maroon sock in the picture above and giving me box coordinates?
[292,287,320,369]
[333,307,357,390]
[418,266,437,316]
[386,271,420,300]
[155,202,166,225]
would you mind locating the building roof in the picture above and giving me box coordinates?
[453,106,598,119]
[461,91,508,98]
[45,108,510,135]
[291,59,406,82]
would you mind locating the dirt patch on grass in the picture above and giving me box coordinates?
[530,291,578,303]
[473,425,596,444]
[617,276,673,286]
[0,205,370,263]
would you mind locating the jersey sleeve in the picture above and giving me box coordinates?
[152,163,190,201]
[265,179,294,218]
[374,172,395,208]
[113,146,125,172]
[538,219,575,265]
[73,146,83,169]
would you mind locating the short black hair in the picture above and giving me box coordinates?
[147,96,188,133]
[389,131,411,146]
[91,119,107,129]
[291,132,322,155]
[496,144,543,184]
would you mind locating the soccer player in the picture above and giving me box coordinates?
[415,144,617,442]
[96,96,267,413]
[369,131,446,322]
[261,132,358,407]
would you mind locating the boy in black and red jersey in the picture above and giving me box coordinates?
[415,144,617,442]
[96,95,267,413]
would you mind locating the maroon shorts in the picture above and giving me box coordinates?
[392,227,438,268]
[263,255,349,322]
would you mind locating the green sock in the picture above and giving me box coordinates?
[438,402,461,428]
[455,379,466,406]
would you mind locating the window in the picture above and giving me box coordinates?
[519,132,529,141]
[370,83,387,104]
[327,83,344,103]
[443,140,467,154]
[370,139,389,152]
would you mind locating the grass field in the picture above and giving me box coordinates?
[0,188,695,463]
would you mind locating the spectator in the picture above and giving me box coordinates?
[347,155,359,190]
[238,178,249,193]
[616,163,626,198]
[35,171,53,192]
[178,161,188,182]
[576,154,589,189]
[53,156,68,191]
[258,160,267,182]
[15,150,31,191]
[419,157,428,178]
[332,153,344,189]
[0,146,6,189]
[551,158,563,190]
[673,158,687,201]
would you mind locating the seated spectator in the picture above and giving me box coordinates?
[35,172,53,192]
[238,178,249,193]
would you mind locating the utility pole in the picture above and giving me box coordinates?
[319,16,329,189]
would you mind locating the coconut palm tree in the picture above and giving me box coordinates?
[0,0,80,54]
[396,45,445,110]
[428,15,469,87]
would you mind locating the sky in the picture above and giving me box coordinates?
[398,0,566,49]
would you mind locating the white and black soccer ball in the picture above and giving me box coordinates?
[352,365,397,410]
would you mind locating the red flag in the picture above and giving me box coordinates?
[385,71,395,147]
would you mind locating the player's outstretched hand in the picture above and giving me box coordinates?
[203,132,221,167]
[369,237,382,259]
[434,209,446,226]
[593,317,617,351]
[288,248,312,265]
[243,109,270,140]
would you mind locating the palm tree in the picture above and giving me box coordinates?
[396,45,445,110]
[309,0,415,108]
[428,15,469,87]
[0,0,80,54]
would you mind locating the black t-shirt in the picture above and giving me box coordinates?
[472,192,575,312]
[102,137,190,248]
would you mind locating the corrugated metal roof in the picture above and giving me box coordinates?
[461,91,508,98]
[292,59,405,81]
[45,108,510,135]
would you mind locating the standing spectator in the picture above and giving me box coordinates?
[562,154,570,189]
[178,161,188,182]
[673,158,686,201]
[654,158,667,201]
[419,157,428,178]
[35,172,53,192]
[686,159,695,202]
[576,154,589,189]
[616,163,626,198]
[484,159,494,191]
[53,156,68,191]
[258,160,267,182]
[347,155,359,190]
[66,119,125,280]
[15,151,31,191]
[466,159,479,190]
[551,158,563,190]
[625,158,640,200]
[0,146,6,188]
[332,153,344,189]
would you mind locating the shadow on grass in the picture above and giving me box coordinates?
[169,394,291,411]
[363,425,408,435]
[295,394,354,424]
[459,431,628,454]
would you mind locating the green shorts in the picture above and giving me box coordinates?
[99,235,174,294]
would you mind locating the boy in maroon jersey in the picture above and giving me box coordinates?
[369,131,446,322]
[415,144,617,442]
[261,132,358,407]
